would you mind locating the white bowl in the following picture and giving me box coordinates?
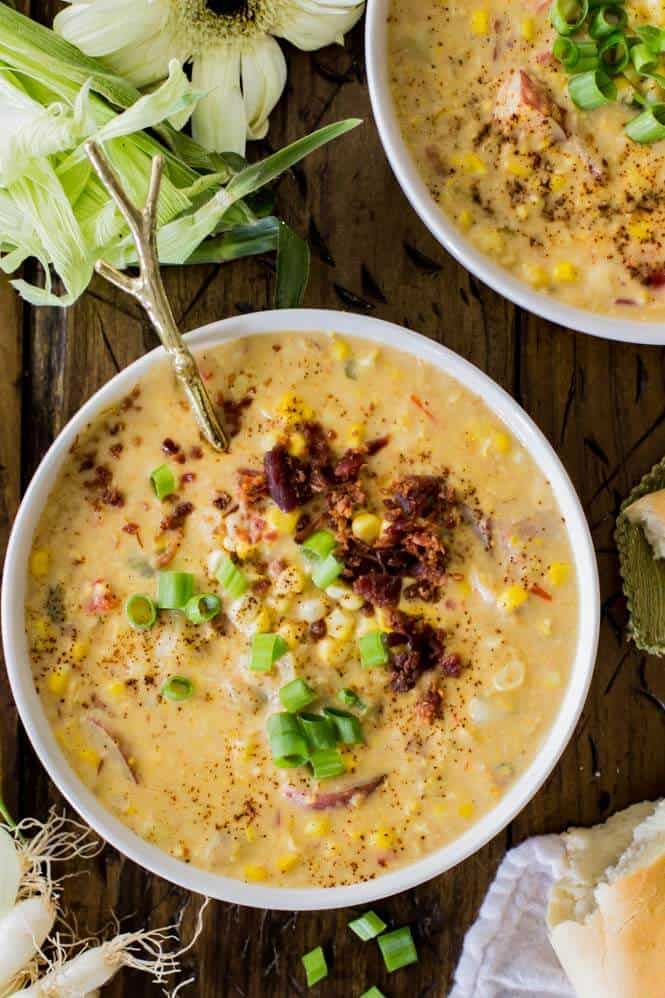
[2,309,599,910]
[366,0,665,347]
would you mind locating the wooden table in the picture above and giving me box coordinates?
[1,6,664,996]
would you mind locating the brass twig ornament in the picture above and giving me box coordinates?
[85,140,229,452]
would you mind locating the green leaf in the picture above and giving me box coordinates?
[275,222,310,308]
[185,217,281,265]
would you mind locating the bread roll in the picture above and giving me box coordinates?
[548,799,665,998]
[624,489,665,559]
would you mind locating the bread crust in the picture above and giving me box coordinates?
[625,489,665,559]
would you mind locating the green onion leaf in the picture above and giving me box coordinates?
[301,530,337,561]
[550,0,589,35]
[359,989,387,998]
[299,712,338,750]
[338,687,367,712]
[275,220,310,309]
[279,678,316,712]
[215,555,248,600]
[568,69,617,108]
[553,37,599,71]
[162,675,194,702]
[378,926,419,973]
[267,713,309,767]
[631,41,658,74]
[310,747,346,780]
[301,946,328,987]
[157,571,195,610]
[636,25,665,54]
[311,553,345,589]
[184,593,221,624]
[124,593,157,631]
[598,31,630,74]
[323,707,364,745]
[348,911,387,941]
[251,633,289,672]
[588,3,628,39]
[150,463,176,501]
[358,631,389,669]
[625,102,665,142]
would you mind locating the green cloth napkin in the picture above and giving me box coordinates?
[616,456,665,656]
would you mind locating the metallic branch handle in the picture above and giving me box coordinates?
[85,140,229,452]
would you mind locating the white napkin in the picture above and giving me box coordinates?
[450,835,575,998]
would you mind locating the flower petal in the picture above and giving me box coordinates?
[277,0,365,51]
[192,46,247,156]
[106,27,190,89]
[54,0,167,58]
[241,35,287,141]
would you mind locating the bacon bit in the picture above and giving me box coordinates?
[366,434,390,456]
[410,394,436,421]
[282,775,386,810]
[190,445,204,460]
[246,513,267,543]
[180,472,196,486]
[78,454,96,472]
[220,395,254,437]
[85,579,119,615]
[264,445,312,512]
[309,619,327,641]
[122,522,143,547]
[294,513,313,544]
[615,298,637,306]
[109,443,123,459]
[416,684,444,723]
[161,437,180,455]
[252,577,271,596]
[643,269,665,289]
[108,421,124,436]
[530,583,553,601]
[213,491,232,511]
[154,530,183,568]
[353,573,402,607]
[160,501,194,532]
[120,387,141,411]
[238,467,269,506]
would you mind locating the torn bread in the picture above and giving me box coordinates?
[547,799,665,998]
[624,489,665,559]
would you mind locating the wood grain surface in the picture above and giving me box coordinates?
[1,3,664,995]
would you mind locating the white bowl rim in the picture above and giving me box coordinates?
[2,308,599,911]
[365,0,665,347]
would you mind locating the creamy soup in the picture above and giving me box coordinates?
[389,0,665,318]
[26,333,577,888]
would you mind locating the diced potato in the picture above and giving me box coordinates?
[327,608,354,641]
[273,565,305,597]
[326,582,364,611]
[295,596,328,623]
[317,637,346,665]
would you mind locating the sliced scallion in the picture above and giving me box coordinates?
[279,678,316,712]
[598,31,630,74]
[302,946,328,987]
[323,707,364,745]
[625,102,665,142]
[636,25,665,54]
[150,463,176,501]
[124,593,157,631]
[216,555,248,600]
[184,593,221,624]
[631,41,658,73]
[157,571,195,610]
[162,675,194,702]
[310,747,346,780]
[299,712,337,750]
[251,632,289,672]
[588,3,627,39]
[338,687,367,712]
[550,0,589,35]
[358,630,389,669]
[378,926,419,973]
[267,713,309,767]
[568,69,617,108]
[553,37,598,71]
[348,910,387,942]
[301,529,337,560]
[311,553,344,589]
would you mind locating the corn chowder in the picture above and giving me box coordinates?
[389,0,665,318]
[26,333,577,888]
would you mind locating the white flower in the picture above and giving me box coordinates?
[54,0,364,155]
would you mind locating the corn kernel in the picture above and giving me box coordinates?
[30,549,50,579]
[491,430,511,454]
[458,801,474,819]
[552,261,578,283]
[520,16,535,40]
[351,512,382,544]
[628,219,651,241]
[326,582,364,611]
[304,816,330,838]
[347,422,365,445]
[276,391,314,424]
[106,680,125,700]
[548,561,569,586]
[287,431,307,458]
[550,173,567,192]
[524,263,549,289]
[505,156,531,179]
[278,620,308,647]
[327,608,354,641]
[47,667,70,697]
[497,585,529,612]
[452,152,487,175]
[475,227,504,255]
[273,564,305,597]
[454,577,472,599]
[369,826,394,849]
[317,637,344,665]
[276,852,300,873]
[243,864,267,882]
[245,824,257,843]
[71,639,89,662]
[458,208,473,231]
[471,8,490,34]
[266,507,301,537]
[331,335,352,361]
[238,738,256,761]
[78,746,101,767]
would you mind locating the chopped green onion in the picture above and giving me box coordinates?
[302,946,328,987]
[348,910,387,941]
[323,707,364,745]
[215,555,248,600]
[301,529,337,560]
[251,632,289,672]
[184,593,221,624]
[267,712,301,737]
[311,553,344,589]
[124,593,157,631]
[550,0,589,35]
[358,630,389,669]
[338,687,367,711]
[359,989,386,998]
[267,713,309,767]
[636,25,665,54]
[299,713,337,750]
[631,41,658,73]
[279,678,316,712]
[588,3,627,39]
[568,69,617,108]
[150,463,176,501]
[625,102,665,142]
[598,31,630,74]
[310,747,346,780]
[157,571,195,610]
[378,927,419,973]
[553,37,598,71]
[162,675,194,701]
